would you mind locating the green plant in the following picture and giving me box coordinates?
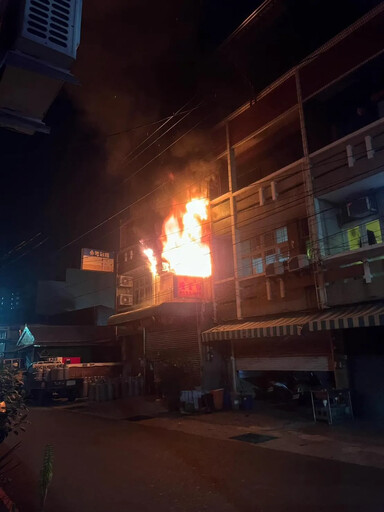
[0,368,28,443]
[39,445,53,512]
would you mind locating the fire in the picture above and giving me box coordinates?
[143,247,157,275]
[143,197,212,278]
[162,198,211,278]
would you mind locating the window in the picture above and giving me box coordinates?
[276,226,288,244]
[304,53,384,152]
[239,225,290,277]
[234,111,303,190]
[212,236,234,280]
[133,275,152,305]
[252,256,264,274]
[347,219,383,252]
[0,330,7,340]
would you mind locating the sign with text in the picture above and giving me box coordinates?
[173,275,204,299]
[81,248,114,273]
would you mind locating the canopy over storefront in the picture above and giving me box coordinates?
[308,302,384,332]
[202,302,384,342]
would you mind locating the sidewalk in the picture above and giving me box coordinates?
[62,397,384,469]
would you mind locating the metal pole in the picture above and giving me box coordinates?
[226,122,242,320]
[142,326,146,395]
[230,340,237,393]
[195,303,204,385]
[295,70,327,309]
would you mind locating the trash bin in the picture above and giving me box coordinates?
[240,395,254,410]
[210,388,224,411]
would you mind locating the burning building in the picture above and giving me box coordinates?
[109,191,216,393]
[110,3,384,418]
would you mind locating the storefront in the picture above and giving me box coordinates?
[109,302,211,393]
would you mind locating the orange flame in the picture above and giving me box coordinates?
[143,197,211,278]
[143,247,157,275]
[161,198,211,278]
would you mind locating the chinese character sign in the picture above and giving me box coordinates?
[174,276,204,299]
[81,248,114,273]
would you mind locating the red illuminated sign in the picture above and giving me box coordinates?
[174,276,204,299]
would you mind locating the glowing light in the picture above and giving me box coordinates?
[143,247,157,276]
[161,198,211,278]
[143,197,212,278]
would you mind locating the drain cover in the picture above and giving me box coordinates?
[230,433,278,445]
[126,415,153,422]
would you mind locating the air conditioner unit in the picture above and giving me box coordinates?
[288,255,309,272]
[118,294,133,306]
[345,196,377,219]
[265,261,284,277]
[15,0,83,69]
[118,275,133,288]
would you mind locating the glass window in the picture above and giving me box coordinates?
[348,226,361,251]
[304,53,384,152]
[133,275,152,305]
[252,256,264,274]
[365,219,382,245]
[276,226,288,244]
[264,231,275,248]
[265,250,276,266]
[240,257,252,277]
[235,111,303,190]
[347,220,382,252]
[239,225,290,278]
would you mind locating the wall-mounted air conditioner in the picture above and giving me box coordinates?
[118,275,133,288]
[288,255,309,272]
[118,294,133,306]
[15,0,83,69]
[345,196,377,220]
[265,261,284,277]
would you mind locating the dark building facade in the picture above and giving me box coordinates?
[202,4,384,418]
[109,4,384,417]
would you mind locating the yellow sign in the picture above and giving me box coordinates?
[81,248,114,273]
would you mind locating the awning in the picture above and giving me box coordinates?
[201,314,313,342]
[108,302,200,326]
[308,302,384,332]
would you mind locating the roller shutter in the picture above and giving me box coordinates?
[234,334,333,372]
[146,329,201,385]
[236,356,332,372]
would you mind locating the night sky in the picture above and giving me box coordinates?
[0,0,379,292]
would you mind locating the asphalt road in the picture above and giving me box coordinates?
[4,407,384,512]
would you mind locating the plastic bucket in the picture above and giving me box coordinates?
[210,388,224,411]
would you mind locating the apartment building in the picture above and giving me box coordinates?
[202,5,384,418]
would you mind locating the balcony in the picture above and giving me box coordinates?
[317,173,384,261]
[317,175,384,306]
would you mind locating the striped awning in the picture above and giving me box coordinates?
[308,302,384,332]
[201,314,313,342]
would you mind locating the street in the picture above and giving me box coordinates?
[5,406,384,512]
